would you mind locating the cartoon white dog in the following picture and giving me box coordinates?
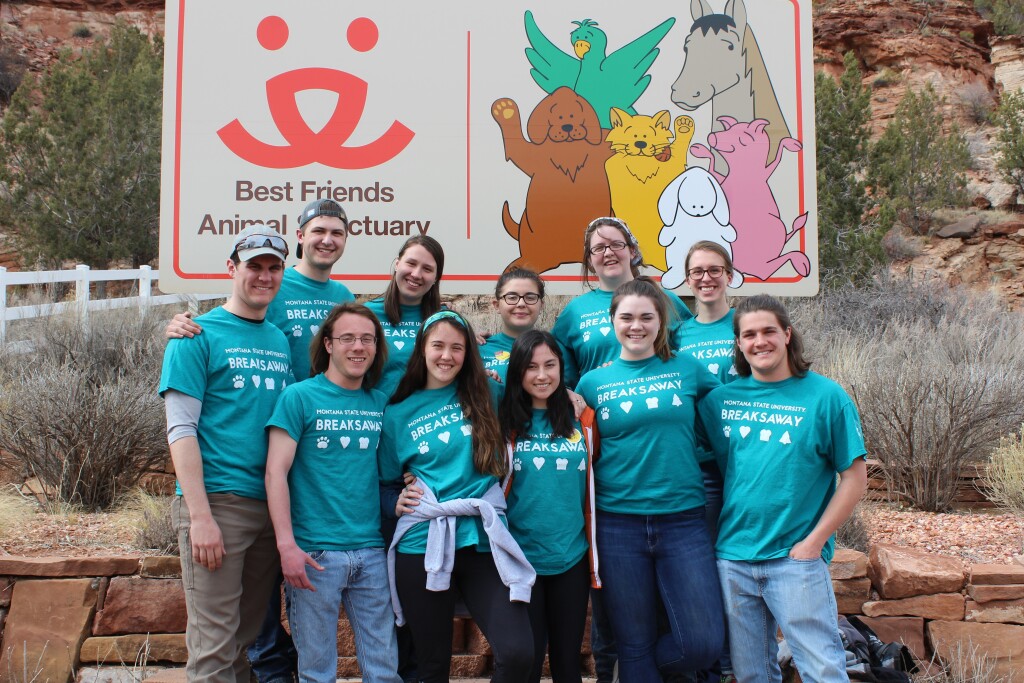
[657,166,743,290]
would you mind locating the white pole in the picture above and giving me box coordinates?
[139,265,153,318]
[0,266,7,344]
[76,264,90,331]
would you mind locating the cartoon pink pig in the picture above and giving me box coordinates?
[689,117,810,281]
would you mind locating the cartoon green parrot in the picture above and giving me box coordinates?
[524,11,676,128]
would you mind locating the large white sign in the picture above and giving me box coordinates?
[159,0,817,295]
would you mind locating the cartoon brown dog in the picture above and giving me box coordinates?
[492,87,614,273]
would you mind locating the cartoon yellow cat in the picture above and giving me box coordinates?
[605,109,695,271]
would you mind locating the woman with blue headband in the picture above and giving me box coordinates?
[380,310,535,683]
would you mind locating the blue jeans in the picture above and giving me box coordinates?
[247,573,298,683]
[597,508,724,683]
[717,558,848,683]
[286,548,401,683]
[700,462,731,677]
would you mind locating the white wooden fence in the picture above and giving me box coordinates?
[0,265,222,343]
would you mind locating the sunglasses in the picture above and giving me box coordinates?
[233,234,289,259]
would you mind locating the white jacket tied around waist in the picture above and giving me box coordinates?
[387,481,536,626]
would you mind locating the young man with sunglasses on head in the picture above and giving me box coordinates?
[160,224,293,682]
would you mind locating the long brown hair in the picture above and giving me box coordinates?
[310,303,388,389]
[391,312,506,478]
[382,235,445,326]
[610,276,676,361]
[732,295,811,378]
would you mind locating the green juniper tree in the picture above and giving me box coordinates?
[0,23,163,269]
[994,88,1024,202]
[815,51,886,287]
[868,83,971,235]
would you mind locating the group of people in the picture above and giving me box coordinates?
[159,201,868,683]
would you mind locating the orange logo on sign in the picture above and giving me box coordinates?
[217,16,415,170]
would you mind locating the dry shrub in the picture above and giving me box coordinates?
[918,639,1009,683]
[789,275,1024,512]
[836,503,870,552]
[0,309,168,511]
[126,490,178,555]
[985,424,1024,515]
[0,489,37,539]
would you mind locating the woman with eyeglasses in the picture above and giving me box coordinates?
[551,217,691,388]
[671,240,741,682]
[480,268,547,384]
[381,310,535,683]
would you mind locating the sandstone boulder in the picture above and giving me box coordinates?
[928,621,1024,681]
[970,563,1024,586]
[936,216,980,238]
[855,616,926,661]
[833,578,872,614]
[76,666,168,683]
[830,549,869,580]
[0,557,140,578]
[0,578,100,683]
[140,557,181,579]
[968,584,1024,603]
[79,634,187,664]
[965,598,1024,624]
[863,593,965,620]
[868,545,965,599]
[92,577,185,635]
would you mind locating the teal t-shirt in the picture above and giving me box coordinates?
[479,332,516,384]
[697,372,867,563]
[365,298,424,398]
[266,268,354,383]
[159,307,292,500]
[575,353,718,514]
[506,411,588,575]
[266,374,387,551]
[378,385,499,554]
[675,310,737,385]
[552,288,692,387]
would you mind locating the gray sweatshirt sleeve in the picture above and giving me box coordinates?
[164,389,202,444]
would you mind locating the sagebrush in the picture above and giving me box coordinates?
[790,275,1024,512]
[0,310,168,511]
[985,424,1024,516]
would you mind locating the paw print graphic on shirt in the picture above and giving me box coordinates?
[291,325,303,337]
[599,406,610,420]
[513,457,522,472]
[583,331,592,343]
[316,436,329,449]
[232,375,245,389]
[418,441,429,454]
[723,425,732,438]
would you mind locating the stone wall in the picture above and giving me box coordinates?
[0,555,594,682]
[832,545,1024,680]
[0,549,1020,682]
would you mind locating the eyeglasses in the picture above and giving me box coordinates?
[330,334,376,346]
[687,266,727,280]
[589,241,628,256]
[233,234,290,258]
[499,292,541,305]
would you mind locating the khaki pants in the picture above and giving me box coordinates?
[174,494,280,683]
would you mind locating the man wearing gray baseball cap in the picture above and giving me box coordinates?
[160,223,292,681]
